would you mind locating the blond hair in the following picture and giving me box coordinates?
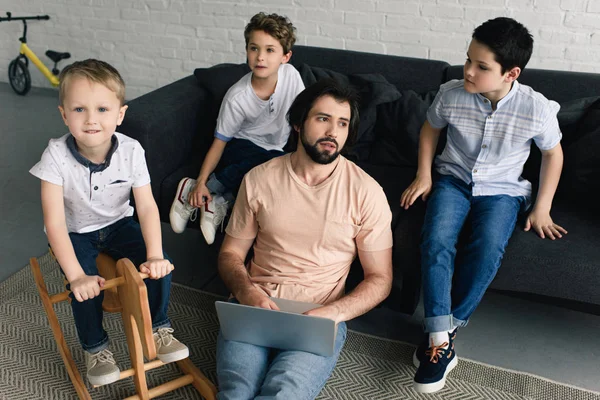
[244,12,297,54]
[59,59,125,105]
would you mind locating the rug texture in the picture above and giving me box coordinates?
[1,253,598,400]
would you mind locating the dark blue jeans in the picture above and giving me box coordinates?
[420,174,526,333]
[210,138,285,197]
[65,217,172,353]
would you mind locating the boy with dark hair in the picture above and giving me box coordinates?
[170,12,305,244]
[400,17,567,393]
[30,59,188,386]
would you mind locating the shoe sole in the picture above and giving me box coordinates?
[169,178,193,234]
[157,347,190,364]
[412,356,458,394]
[87,369,121,386]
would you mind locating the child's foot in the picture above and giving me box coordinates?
[200,195,229,245]
[413,339,458,393]
[413,328,457,368]
[170,177,198,233]
[153,327,189,363]
[85,348,121,386]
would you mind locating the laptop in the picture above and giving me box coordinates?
[215,297,337,356]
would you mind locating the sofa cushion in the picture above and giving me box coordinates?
[369,90,439,167]
[295,63,401,162]
[194,63,251,107]
[559,98,600,206]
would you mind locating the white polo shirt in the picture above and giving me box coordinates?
[215,63,305,151]
[30,132,151,234]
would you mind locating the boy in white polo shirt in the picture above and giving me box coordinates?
[30,59,188,386]
[169,12,305,244]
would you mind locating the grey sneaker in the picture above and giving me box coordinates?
[85,349,120,386]
[153,327,189,363]
[170,177,198,234]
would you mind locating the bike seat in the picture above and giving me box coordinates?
[45,50,71,63]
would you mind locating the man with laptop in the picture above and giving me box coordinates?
[216,78,393,399]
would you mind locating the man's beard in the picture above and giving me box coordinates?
[300,131,341,165]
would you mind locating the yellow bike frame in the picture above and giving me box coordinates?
[20,42,59,86]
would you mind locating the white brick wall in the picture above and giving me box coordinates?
[0,0,599,99]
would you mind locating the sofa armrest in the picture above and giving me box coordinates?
[119,75,213,203]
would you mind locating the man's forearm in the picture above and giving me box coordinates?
[327,272,392,323]
[218,251,255,298]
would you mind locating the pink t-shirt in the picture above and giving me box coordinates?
[226,154,393,305]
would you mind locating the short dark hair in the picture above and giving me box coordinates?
[472,17,533,73]
[244,12,297,54]
[286,78,360,148]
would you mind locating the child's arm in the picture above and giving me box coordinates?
[400,121,442,209]
[41,181,105,302]
[188,138,228,208]
[524,143,568,240]
[133,184,174,279]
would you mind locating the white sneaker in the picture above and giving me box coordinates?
[200,195,229,245]
[153,327,189,363]
[169,177,198,234]
[85,348,121,386]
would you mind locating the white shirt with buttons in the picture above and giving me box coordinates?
[427,79,562,200]
[30,132,151,233]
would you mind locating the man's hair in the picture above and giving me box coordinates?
[472,17,534,73]
[59,59,126,105]
[244,12,297,54]
[287,78,360,148]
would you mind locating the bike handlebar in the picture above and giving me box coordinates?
[0,12,50,22]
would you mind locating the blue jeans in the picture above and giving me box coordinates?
[65,217,172,353]
[216,314,347,400]
[421,174,526,333]
[209,138,285,199]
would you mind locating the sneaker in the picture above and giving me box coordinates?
[153,327,189,363]
[170,177,198,234]
[413,339,458,394]
[85,349,121,386]
[200,195,229,245]
[413,328,457,368]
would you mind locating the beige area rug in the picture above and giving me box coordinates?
[1,253,599,399]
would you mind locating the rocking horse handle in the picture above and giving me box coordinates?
[49,272,150,304]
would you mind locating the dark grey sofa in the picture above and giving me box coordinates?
[119,45,600,315]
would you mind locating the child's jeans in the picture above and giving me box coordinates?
[420,174,527,333]
[208,138,285,200]
[64,217,172,353]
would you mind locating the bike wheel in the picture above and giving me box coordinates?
[8,58,31,95]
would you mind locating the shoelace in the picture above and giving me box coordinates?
[154,327,177,348]
[212,201,229,232]
[176,200,197,221]
[425,339,449,364]
[88,349,117,368]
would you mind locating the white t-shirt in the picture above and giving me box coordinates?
[214,63,305,151]
[29,132,151,233]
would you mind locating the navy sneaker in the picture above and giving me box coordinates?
[413,328,457,368]
[413,338,458,393]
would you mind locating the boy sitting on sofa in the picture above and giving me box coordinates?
[30,59,189,386]
[169,12,305,244]
[400,17,567,394]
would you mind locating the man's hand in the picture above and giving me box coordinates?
[140,258,174,279]
[70,275,105,302]
[304,304,341,323]
[188,183,212,208]
[400,175,432,210]
[237,286,280,310]
[524,209,567,240]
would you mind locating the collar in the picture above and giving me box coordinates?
[67,134,119,173]
[477,80,520,110]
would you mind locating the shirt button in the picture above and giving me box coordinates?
[483,99,489,103]
[473,169,478,173]
[487,115,493,119]
[94,186,98,190]
[482,144,487,149]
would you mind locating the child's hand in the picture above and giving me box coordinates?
[70,275,105,302]
[188,183,212,208]
[524,210,568,240]
[400,176,432,209]
[140,258,174,279]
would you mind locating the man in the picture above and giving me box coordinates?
[215,78,394,399]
